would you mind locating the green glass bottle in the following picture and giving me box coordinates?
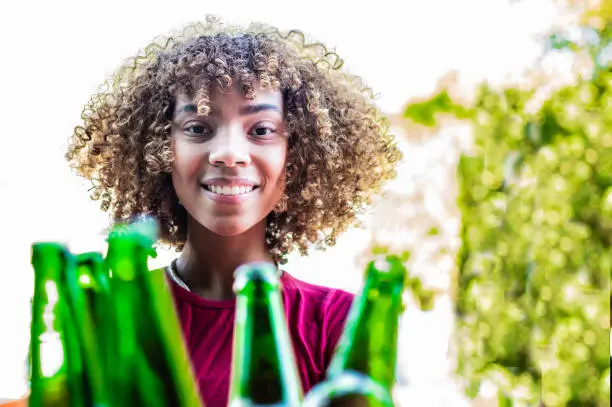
[303,255,407,407]
[73,252,109,335]
[228,262,303,407]
[104,217,203,407]
[63,252,111,407]
[29,243,86,407]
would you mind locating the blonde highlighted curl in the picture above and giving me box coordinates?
[66,16,402,264]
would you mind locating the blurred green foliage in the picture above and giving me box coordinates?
[403,4,611,406]
[402,90,470,127]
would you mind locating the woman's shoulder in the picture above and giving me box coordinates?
[280,271,355,310]
[280,272,355,375]
[280,272,354,344]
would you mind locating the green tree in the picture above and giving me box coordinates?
[403,2,611,406]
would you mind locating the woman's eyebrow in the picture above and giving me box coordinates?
[174,103,281,116]
[175,104,198,115]
[238,104,282,115]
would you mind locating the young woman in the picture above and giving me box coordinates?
[65,16,401,406]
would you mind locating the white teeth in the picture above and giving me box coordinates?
[207,185,254,195]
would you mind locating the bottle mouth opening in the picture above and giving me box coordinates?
[232,262,281,293]
[301,371,394,407]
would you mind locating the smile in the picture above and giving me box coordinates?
[200,184,259,204]
[203,184,256,195]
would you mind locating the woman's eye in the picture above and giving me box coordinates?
[250,125,277,138]
[185,124,211,136]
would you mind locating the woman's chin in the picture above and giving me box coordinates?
[188,212,268,237]
[204,219,259,237]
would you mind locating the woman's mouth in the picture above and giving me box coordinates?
[202,184,258,196]
[200,184,259,204]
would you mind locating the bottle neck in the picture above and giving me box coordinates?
[30,243,72,351]
[105,228,203,406]
[29,244,76,405]
[229,278,302,406]
[327,267,405,389]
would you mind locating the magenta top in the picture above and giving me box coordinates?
[169,271,355,407]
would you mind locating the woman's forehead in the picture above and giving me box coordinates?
[174,86,283,117]
[175,84,283,107]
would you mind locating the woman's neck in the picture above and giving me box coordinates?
[175,218,274,301]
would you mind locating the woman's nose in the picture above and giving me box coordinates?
[208,125,251,167]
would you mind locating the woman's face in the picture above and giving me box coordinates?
[171,83,288,236]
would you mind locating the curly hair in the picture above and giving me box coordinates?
[66,16,402,264]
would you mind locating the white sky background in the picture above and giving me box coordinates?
[0,0,559,402]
